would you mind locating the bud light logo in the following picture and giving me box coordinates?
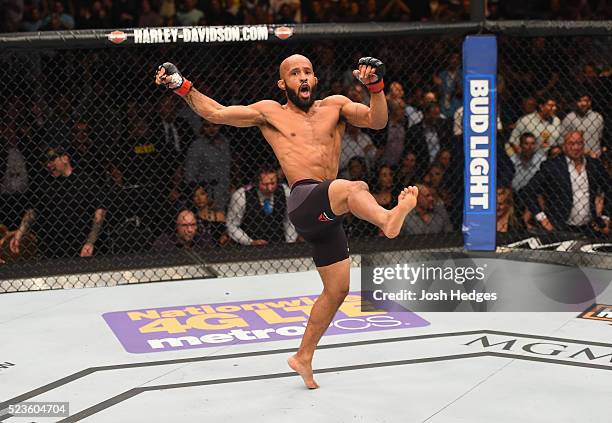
[465,76,495,212]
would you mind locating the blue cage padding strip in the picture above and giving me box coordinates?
[462,35,497,251]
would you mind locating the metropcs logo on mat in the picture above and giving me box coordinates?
[103,292,429,353]
[579,304,612,323]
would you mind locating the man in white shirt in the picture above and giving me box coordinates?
[339,123,377,179]
[511,132,546,192]
[405,91,441,129]
[184,120,231,210]
[453,105,503,138]
[509,96,561,154]
[401,184,452,235]
[561,94,604,158]
[381,98,408,167]
[0,126,28,195]
[1,126,29,230]
[270,0,301,22]
[176,0,204,25]
[227,166,297,245]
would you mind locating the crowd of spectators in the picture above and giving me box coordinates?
[2,0,612,33]
[0,32,611,263]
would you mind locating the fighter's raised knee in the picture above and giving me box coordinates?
[347,180,369,194]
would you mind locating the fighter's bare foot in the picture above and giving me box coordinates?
[382,186,418,238]
[288,355,319,389]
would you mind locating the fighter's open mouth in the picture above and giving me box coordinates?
[300,84,310,93]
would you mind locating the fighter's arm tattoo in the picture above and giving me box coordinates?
[86,209,106,245]
[184,90,197,110]
[183,89,223,118]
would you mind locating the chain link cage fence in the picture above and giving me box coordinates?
[492,22,612,269]
[0,22,610,292]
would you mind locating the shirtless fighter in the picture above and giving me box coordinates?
[155,55,418,389]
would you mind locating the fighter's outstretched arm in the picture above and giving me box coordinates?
[337,57,388,130]
[183,88,269,127]
[155,63,269,128]
[337,91,388,130]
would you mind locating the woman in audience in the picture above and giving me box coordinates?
[345,161,395,238]
[372,164,398,210]
[191,182,229,246]
[547,145,563,159]
[395,150,418,190]
[423,163,451,209]
[347,156,369,182]
[433,148,452,172]
[496,186,523,233]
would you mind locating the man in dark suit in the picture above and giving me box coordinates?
[152,95,196,202]
[226,166,297,246]
[107,97,196,253]
[406,101,454,179]
[405,101,462,228]
[154,95,196,161]
[148,95,197,203]
[525,130,610,235]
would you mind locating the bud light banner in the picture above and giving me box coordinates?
[462,35,497,251]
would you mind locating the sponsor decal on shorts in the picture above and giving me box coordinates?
[103,292,429,353]
[318,211,333,222]
[579,304,612,323]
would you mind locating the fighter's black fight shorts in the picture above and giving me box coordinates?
[288,179,349,267]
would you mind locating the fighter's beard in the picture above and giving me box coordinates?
[285,84,317,112]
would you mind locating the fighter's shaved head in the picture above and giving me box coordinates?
[277,54,317,112]
[279,54,313,79]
